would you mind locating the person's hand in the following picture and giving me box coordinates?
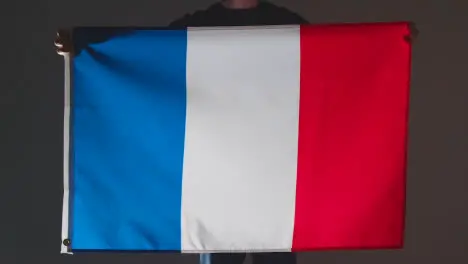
[405,22,419,43]
[55,29,73,55]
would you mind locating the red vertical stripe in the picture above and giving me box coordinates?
[293,23,411,251]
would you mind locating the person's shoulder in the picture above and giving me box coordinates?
[168,13,197,28]
[168,3,222,27]
[260,1,309,24]
[168,1,309,27]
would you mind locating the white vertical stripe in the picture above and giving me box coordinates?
[61,54,72,254]
[181,26,301,252]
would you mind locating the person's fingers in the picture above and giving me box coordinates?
[54,40,63,48]
[57,50,68,56]
[54,32,63,48]
[55,45,69,55]
[57,29,71,39]
[56,48,64,56]
[410,22,419,39]
[55,42,70,56]
[404,22,418,43]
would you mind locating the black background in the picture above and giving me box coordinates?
[2,0,467,263]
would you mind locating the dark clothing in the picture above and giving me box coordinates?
[72,1,307,56]
[169,1,308,27]
[170,3,306,263]
[211,252,297,264]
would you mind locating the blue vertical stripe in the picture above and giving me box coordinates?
[71,29,187,251]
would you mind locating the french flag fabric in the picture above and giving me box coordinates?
[61,23,412,253]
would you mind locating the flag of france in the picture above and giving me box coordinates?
[61,23,411,253]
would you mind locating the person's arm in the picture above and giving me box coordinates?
[169,10,203,28]
[270,4,309,25]
[295,15,309,24]
[287,9,309,24]
[168,16,187,28]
